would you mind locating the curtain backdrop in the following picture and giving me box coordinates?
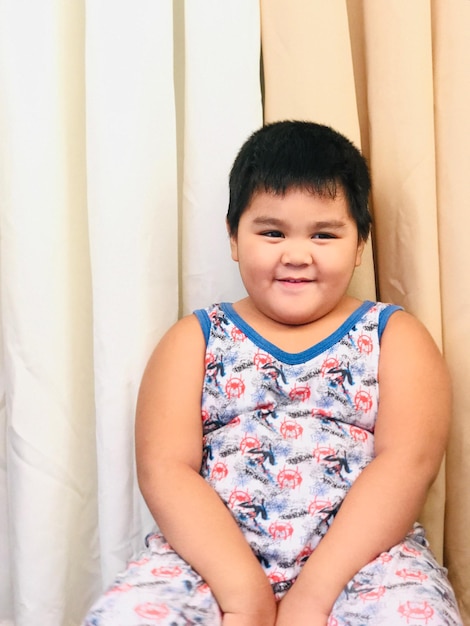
[0,1,468,624]
[261,1,470,620]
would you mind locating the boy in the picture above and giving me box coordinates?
[84,121,462,625]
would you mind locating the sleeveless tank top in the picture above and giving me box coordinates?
[194,300,401,588]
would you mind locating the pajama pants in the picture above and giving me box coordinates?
[82,525,462,625]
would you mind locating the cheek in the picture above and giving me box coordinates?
[238,250,268,279]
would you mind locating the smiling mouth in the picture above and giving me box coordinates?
[279,278,313,283]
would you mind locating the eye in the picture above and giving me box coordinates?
[261,230,284,238]
[312,232,336,240]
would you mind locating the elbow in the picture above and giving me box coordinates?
[136,455,201,507]
[136,459,152,498]
[374,446,445,495]
[420,453,445,491]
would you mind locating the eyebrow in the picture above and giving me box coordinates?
[251,216,346,229]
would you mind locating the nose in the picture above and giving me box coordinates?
[280,240,313,266]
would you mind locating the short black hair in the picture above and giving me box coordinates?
[227,120,372,242]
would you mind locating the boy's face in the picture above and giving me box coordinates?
[229,188,365,326]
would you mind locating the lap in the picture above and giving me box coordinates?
[82,532,222,625]
[82,526,462,626]
[330,525,462,625]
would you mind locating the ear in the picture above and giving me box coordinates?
[355,239,366,267]
[227,219,239,262]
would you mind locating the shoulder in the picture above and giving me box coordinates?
[378,309,450,390]
[143,314,207,380]
[154,313,205,348]
[380,308,441,351]
[374,309,451,467]
[362,301,402,338]
[136,314,208,475]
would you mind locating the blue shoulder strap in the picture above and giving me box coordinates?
[378,304,403,341]
[193,308,211,345]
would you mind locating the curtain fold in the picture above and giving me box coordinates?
[182,1,262,314]
[259,0,376,317]
[0,2,95,624]
[0,334,10,615]
[0,2,262,624]
[260,0,470,621]
[85,0,178,593]
[362,0,442,335]
[432,0,470,617]
[359,0,446,559]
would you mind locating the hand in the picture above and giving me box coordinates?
[222,606,276,626]
[219,573,277,626]
[275,585,329,626]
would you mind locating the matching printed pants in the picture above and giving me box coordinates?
[83,525,462,625]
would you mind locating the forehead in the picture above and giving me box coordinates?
[242,187,352,221]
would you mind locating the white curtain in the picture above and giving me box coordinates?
[182,3,262,312]
[0,2,261,624]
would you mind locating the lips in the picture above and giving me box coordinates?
[278,277,313,283]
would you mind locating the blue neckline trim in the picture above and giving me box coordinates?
[219,300,376,365]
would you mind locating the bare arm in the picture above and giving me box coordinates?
[276,310,451,624]
[136,315,276,625]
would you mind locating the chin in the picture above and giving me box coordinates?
[270,309,316,327]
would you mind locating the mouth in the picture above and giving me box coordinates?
[278,277,313,284]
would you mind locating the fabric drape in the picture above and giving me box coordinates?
[86,0,180,593]
[261,1,470,621]
[0,2,96,622]
[260,0,377,304]
[182,2,262,313]
[432,0,470,616]
[0,1,262,623]
[0,1,468,624]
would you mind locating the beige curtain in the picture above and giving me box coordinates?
[260,0,470,621]
[0,1,468,624]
